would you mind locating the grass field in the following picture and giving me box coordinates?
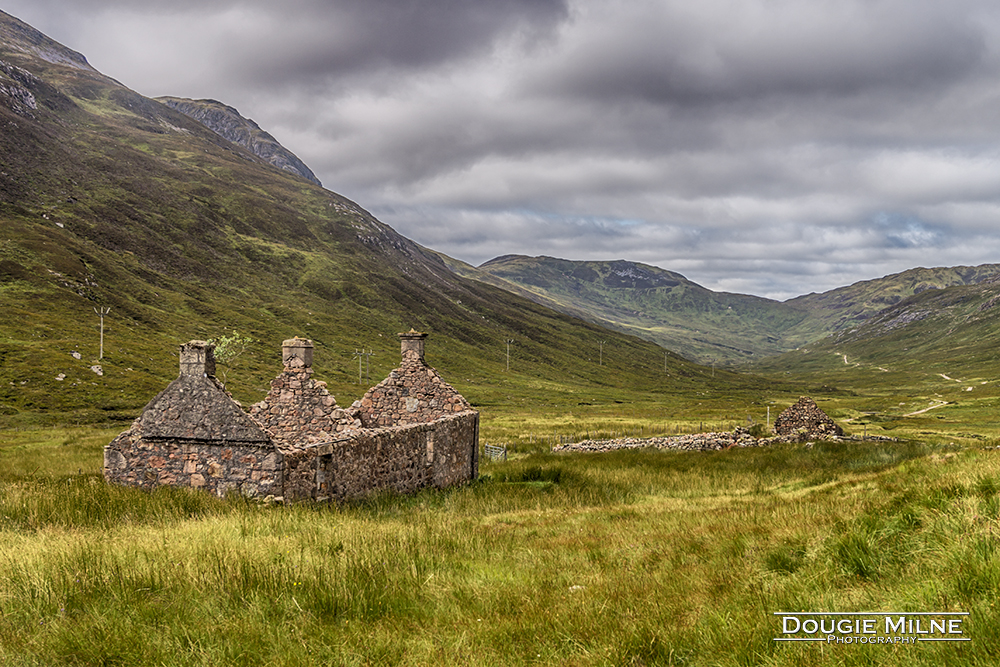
[2,420,1000,666]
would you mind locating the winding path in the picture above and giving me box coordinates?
[904,400,949,417]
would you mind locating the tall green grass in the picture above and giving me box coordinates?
[2,428,999,665]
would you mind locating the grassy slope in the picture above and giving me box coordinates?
[759,279,1000,380]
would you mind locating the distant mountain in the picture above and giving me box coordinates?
[456,255,1000,366]
[450,255,809,364]
[786,264,1000,333]
[157,96,322,186]
[0,10,740,425]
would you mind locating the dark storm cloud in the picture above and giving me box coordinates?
[5,0,1000,298]
[533,0,986,105]
[45,0,565,77]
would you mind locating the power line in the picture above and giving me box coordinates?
[94,306,110,360]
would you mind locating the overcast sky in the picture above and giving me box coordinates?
[5,0,1000,299]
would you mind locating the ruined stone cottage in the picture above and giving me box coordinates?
[104,332,479,501]
[773,396,843,439]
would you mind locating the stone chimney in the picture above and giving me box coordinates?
[179,340,216,377]
[282,337,314,370]
[399,329,428,363]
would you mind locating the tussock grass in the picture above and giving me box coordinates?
[2,429,999,665]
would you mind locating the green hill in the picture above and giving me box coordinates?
[459,254,1000,367]
[757,277,1000,384]
[784,264,1000,338]
[453,254,808,365]
[0,10,779,428]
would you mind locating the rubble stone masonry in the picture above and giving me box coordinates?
[773,396,844,439]
[105,435,282,497]
[282,411,479,502]
[360,331,471,427]
[249,338,361,444]
[104,341,282,497]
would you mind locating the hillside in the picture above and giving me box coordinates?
[157,96,322,186]
[456,255,808,365]
[784,264,1000,334]
[459,254,1000,366]
[757,276,1000,385]
[0,10,777,427]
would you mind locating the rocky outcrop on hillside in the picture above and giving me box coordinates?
[0,9,94,71]
[157,96,322,186]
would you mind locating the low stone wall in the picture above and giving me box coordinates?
[282,411,479,502]
[552,430,896,454]
[552,429,768,453]
[104,434,282,497]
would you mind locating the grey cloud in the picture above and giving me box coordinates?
[530,0,987,107]
[197,0,569,86]
[5,0,568,89]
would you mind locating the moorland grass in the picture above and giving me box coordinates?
[2,427,999,665]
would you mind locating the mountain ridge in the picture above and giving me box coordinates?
[457,254,1000,365]
[157,96,322,186]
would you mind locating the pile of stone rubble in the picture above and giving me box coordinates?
[773,396,844,438]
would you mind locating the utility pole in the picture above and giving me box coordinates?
[94,306,110,360]
[353,349,374,384]
[505,339,514,371]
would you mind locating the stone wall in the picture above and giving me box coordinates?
[104,434,282,497]
[282,411,479,502]
[360,331,471,428]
